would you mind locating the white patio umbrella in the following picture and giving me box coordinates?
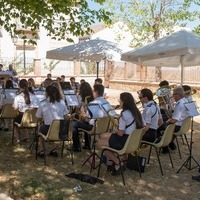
[121,30,200,84]
[46,38,124,78]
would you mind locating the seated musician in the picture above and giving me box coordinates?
[138,88,163,142]
[60,75,72,90]
[162,87,190,153]
[0,79,15,131]
[70,84,111,152]
[70,77,79,94]
[50,81,65,100]
[97,92,144,175]
[28,78,37,94]
[77,81,94,149]
[0,64,9,87]
[36,85,69,157]
[94,78,108,99]
[6,64,17,80]
[78,81,94,106]
[156,80,173,140]
[158,80,171,121]
[13,79,40,143]
[182,85,193,102]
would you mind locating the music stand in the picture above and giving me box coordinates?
[81,103,104,172]
[34,90,46,102]
[65,94,79,107]
[101,102,118,117]
[177,101,200,173]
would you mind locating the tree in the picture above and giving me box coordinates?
[43,60,61,73]
[102,0,199,81]
[0,0,112,43]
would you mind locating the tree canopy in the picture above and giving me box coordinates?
[102,0,199,47]
[0,0,112,42]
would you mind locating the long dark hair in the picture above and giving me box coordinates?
[120,92,143,129]
[5,79,14,89]
[46,85,61,103]
[19,79,31,105]
[79,82,94,103]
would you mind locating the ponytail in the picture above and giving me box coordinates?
[23,88,31,105]
[19,79,31,105]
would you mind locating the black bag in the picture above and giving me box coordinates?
[126,154,146,173]
[66,173,104,185]
[59,119,70,140]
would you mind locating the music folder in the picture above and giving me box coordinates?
[87,103,104,119]
[1,89,18,101]
[63,90,75,95]
[65,94,79,107]
[101,102,118,117]
[34,90,46,102]
[184,101,200,117]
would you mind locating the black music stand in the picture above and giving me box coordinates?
[177,101,200,173]
[65,94,79,107]
[81,104,105,172]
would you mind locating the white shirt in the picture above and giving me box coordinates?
[142,100,162,130]
[5,70,15,76]
[172,97,190,126]
[36,99,69,125]
[13,92,40,112]
[118,110,136,135]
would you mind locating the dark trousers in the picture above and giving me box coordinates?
[72,120,93,149]
[142,128,157,143]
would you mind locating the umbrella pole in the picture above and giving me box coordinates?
[96,62,99,78]
[180,55,184,86]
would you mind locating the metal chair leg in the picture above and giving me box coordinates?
[136,155,142,178]
[155,147,163,175]
[175,136,182,159]
[97,150,104,178]
[61,141,64,157]
[12,122,15,145]
[147,146,152,164]
[168,147,174,168]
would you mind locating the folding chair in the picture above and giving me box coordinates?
[0,103,17,131]
[35,119,74,165]
[79,116,111,172]
[12,108,38,145]
[97,127,146,185]
[142,124,175,175]
[174,117,191,159]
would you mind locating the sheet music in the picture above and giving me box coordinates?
[63,90,75,95]
[184,101,200,117]
[101,102,118,117]
[34,90,46,102]
[65,94,79,106]
[87,103,104,119]
[4,89,18,100]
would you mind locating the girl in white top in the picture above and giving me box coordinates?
[36,85,69,157]
[13,79,40,143]
[97,92,144,175]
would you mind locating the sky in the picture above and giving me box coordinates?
[87,0,199,29]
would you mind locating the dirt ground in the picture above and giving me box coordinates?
[0,88,200,200]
